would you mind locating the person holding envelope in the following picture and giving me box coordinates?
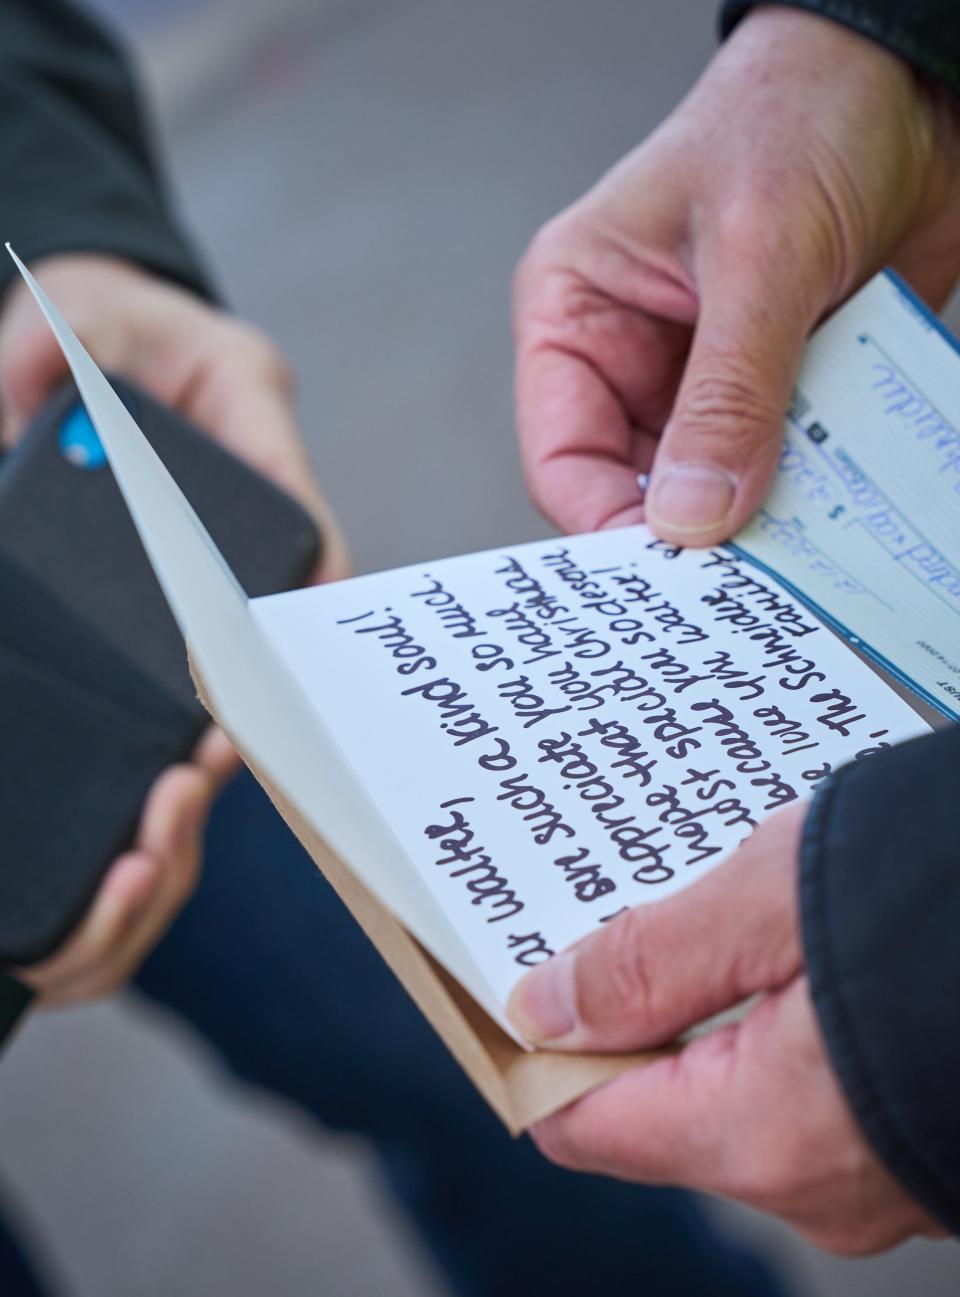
[511,0,960,1254]
[0,2,788,1295]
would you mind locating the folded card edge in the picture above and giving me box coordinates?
[190,654,658,1134]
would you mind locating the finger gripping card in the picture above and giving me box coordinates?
[0,575,194,963]
[0,378,321,967]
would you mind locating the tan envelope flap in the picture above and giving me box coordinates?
[191,652,657,1134]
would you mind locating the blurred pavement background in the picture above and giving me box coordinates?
[1,1,957,1293]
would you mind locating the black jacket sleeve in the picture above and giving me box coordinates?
[719,0,960,1236]
[720,1,960,99]
[0,0,213,301]
[801,727,960,1234]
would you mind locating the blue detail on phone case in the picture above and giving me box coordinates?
[59,404,107,469]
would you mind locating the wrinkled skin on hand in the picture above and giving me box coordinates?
[509,804,945,1254]
[510,6,960,1254]
[514,7,960,545]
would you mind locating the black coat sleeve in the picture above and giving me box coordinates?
[801,726,960,1234]
[719,1,960,98]
[718,0,960,1235]
[0,0,214,301]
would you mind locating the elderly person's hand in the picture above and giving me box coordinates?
[513,5,960,546]
[0,253,348,1003]
[510,6,960,1251]
[508,803,945,1255]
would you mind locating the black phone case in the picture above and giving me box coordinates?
[0,377,321,968]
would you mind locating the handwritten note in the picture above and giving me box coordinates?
[252,527,927,1008]
[736,271,960,720]
[10,247,943,1046]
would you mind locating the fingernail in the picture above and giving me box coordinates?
[648,463,736,536]
[508,950,577,1043]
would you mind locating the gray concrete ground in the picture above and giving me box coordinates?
[1,1,958,1294]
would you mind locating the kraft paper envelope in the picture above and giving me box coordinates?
[193,685,657,1132]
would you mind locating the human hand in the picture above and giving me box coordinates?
[0,253,348,1002]
[507,803,944,1254]
[16,763,215,1005]
[514,6,960,544]
[0,253,349,582]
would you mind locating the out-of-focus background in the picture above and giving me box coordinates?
[0,1,957,1294]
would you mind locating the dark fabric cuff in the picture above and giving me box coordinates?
[719,1,960,99]
[800,726,960,1235]
[1,214,216,307]
[0,78,217,306]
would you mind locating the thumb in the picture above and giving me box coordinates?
[507,802,805,1051]
[645,255,826,545]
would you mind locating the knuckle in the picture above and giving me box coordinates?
[715,183,842,300]
[676,366,781,454]
[581,907,661,1026]
[530,1117,589,1172]
[517,216,565,275]
[168,837,205,909]
[513,211,580,312]
[713,198,778,261]
[228,323,294,390]
[170,858,201,911]
[711,190,809,271]
[681,367,779,430]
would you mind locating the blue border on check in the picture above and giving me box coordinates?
[730,268,960,724]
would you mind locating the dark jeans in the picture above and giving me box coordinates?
[1,772,790,1297]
